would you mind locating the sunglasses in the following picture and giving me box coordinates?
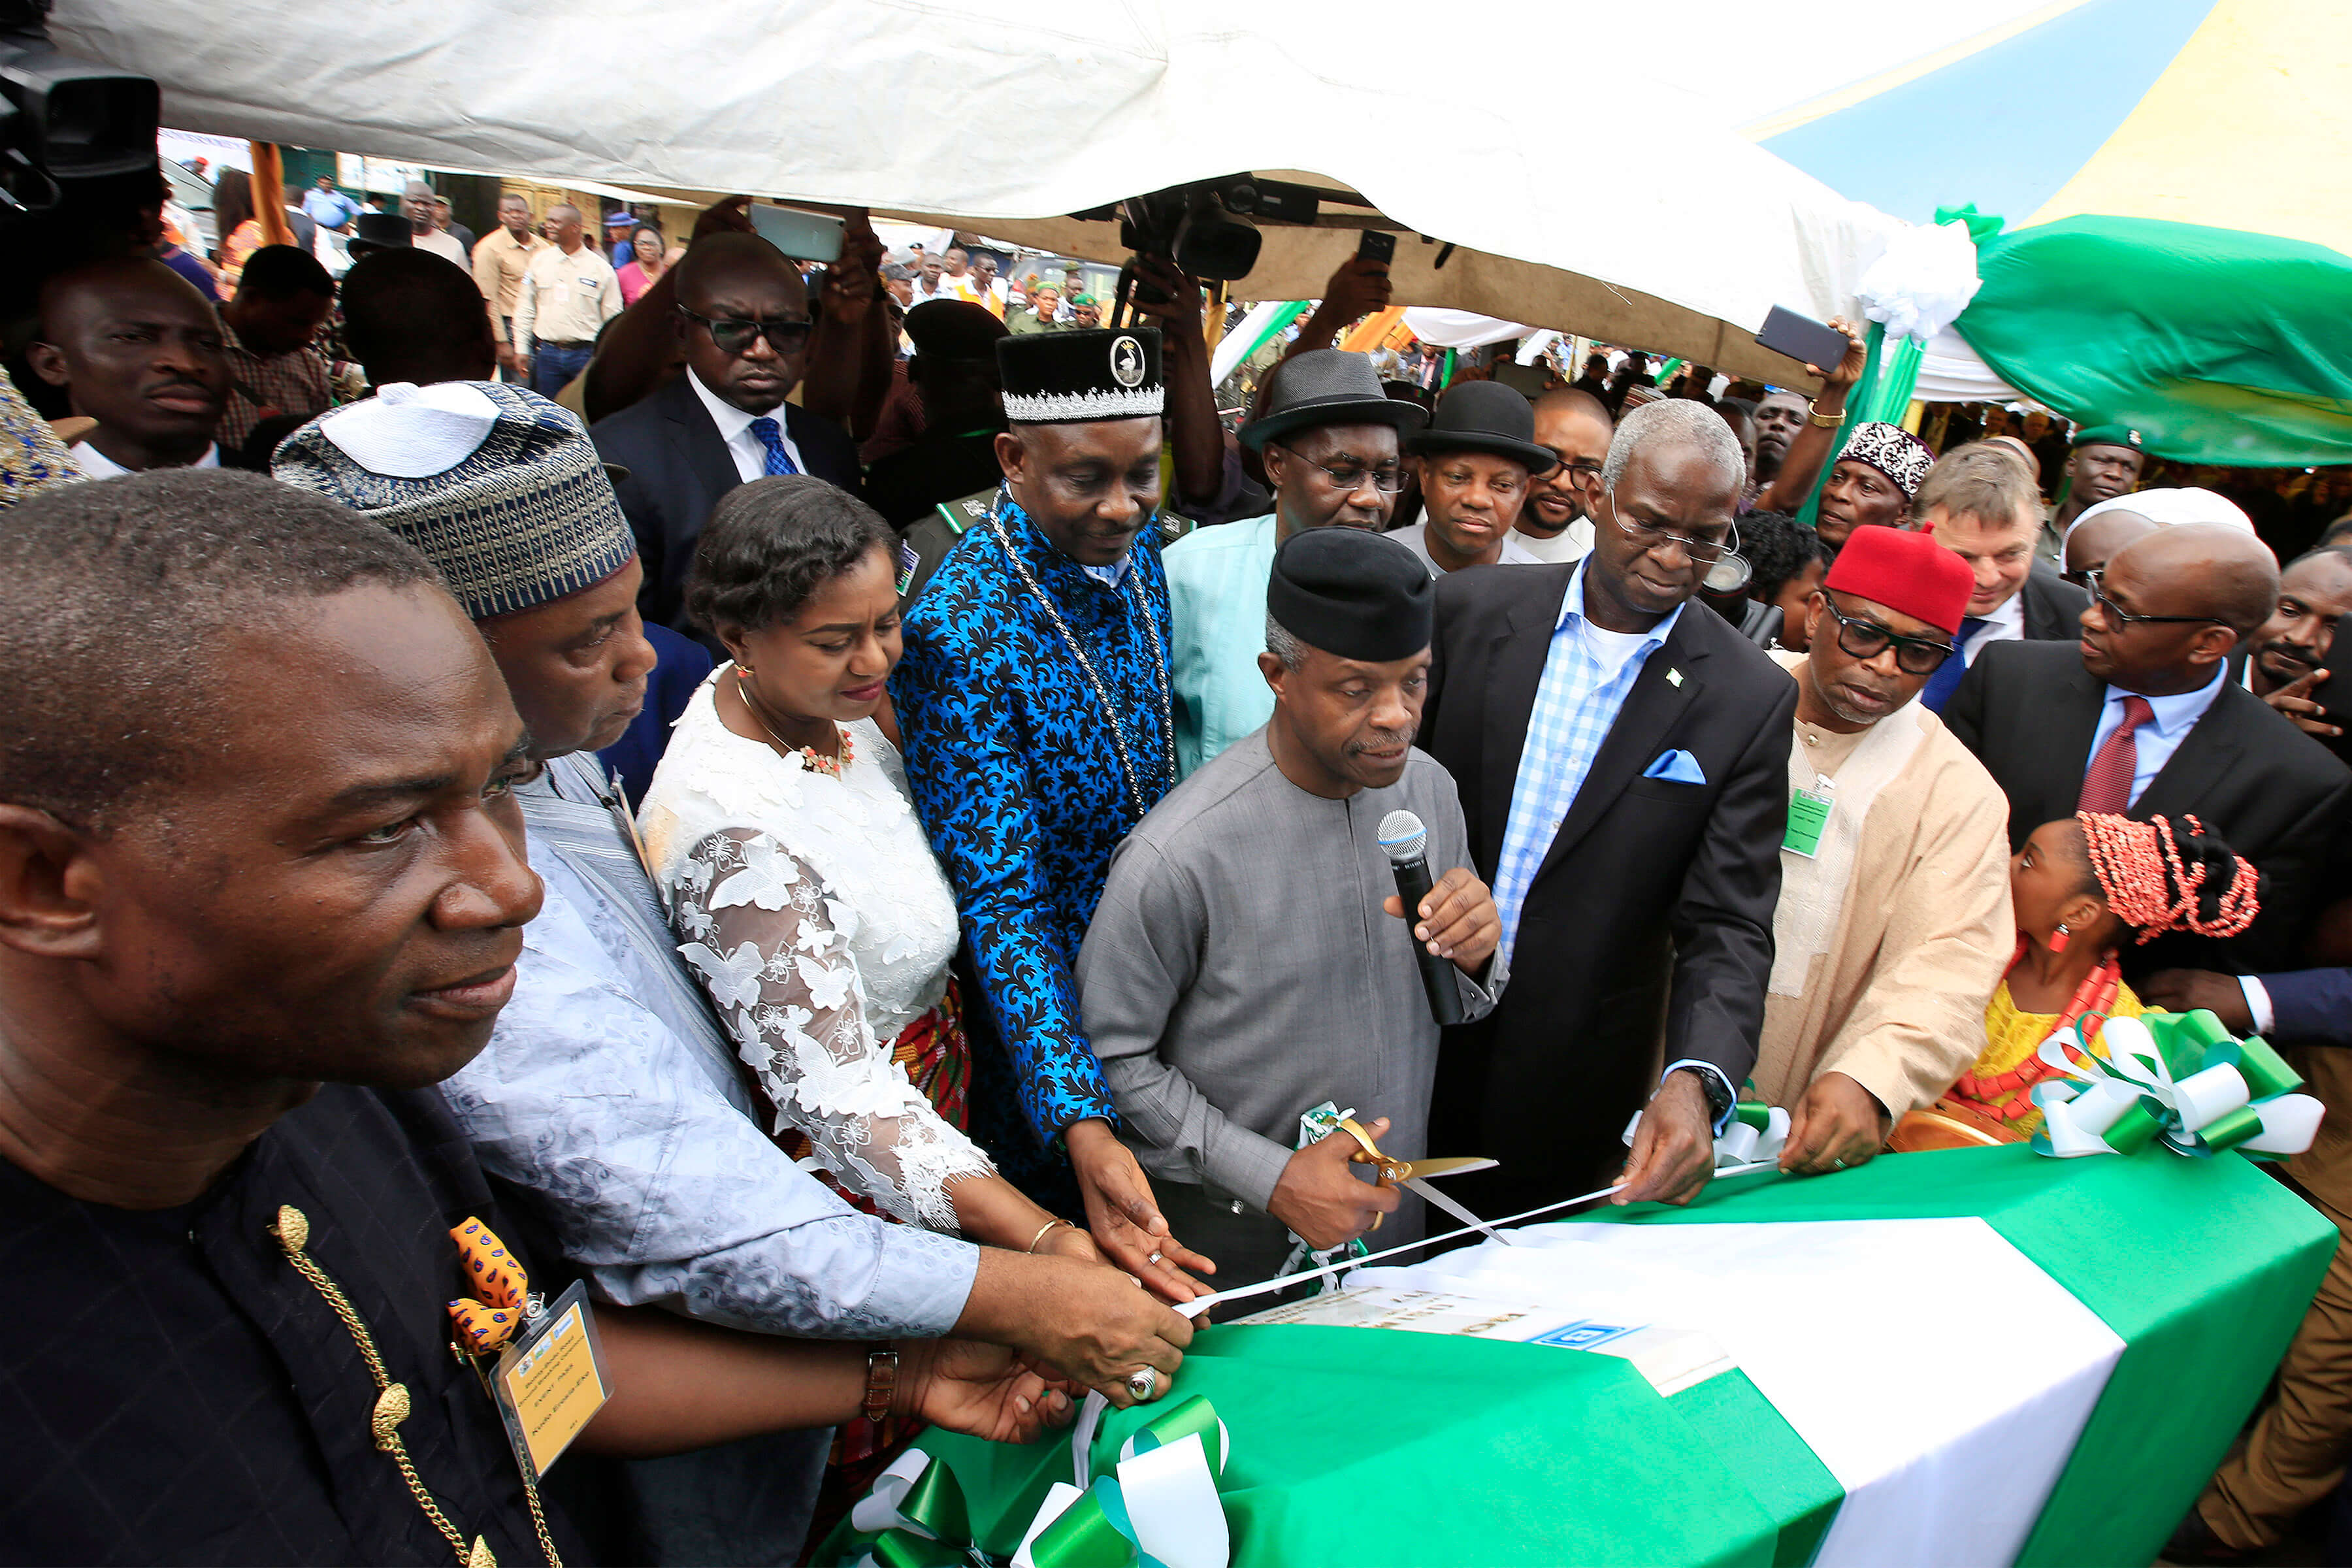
[677,305,813,357]
[2082,569,2232,631]
[1818,593,1955,676]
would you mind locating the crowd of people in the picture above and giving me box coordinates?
[9,170,2352,1568]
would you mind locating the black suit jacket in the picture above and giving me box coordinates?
[2017,561,2090,642]
[1942,640,2352,977]
[1419,564,1799,1209]
[590,375,861,630]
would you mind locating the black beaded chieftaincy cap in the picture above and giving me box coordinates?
[1266,525,1435,663]
[996,327,1165,424]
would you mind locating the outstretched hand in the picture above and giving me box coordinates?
[1064,1117,1215,1305]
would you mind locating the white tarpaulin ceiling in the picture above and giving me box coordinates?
[55,1,2070,381]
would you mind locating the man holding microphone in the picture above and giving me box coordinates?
[1079,528,1503,1312]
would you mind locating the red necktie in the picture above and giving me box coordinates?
[2078,694,2155,814]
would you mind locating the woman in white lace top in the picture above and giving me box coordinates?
[639,478,1098,1259]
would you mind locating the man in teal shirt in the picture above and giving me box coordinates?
[1163,349,1427,776]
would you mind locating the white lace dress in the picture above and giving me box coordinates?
[637,669,994,1231]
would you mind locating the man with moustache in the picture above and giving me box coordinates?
[1945,524,2352,977]
[1085,527,1501,1299]
[2243,547,2352,740]
[893,327,1215,1303]
[1806,421,1934,552]
[1418,398,1798,1218]
[25,256,229,477]
[1164,348,1427,776]
[1386,380,1557,574]
[1513,387,1612,564]
[0,470,1074,1565]
[1748,527,2012,1172]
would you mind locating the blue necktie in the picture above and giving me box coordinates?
[1919,616,1989,714]
[748,416,799,478]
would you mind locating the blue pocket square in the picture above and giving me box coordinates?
[1642,749,1707,785]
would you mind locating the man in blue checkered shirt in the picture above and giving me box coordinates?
[1415,399,1800,1222]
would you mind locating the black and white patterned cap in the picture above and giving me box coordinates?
[1839,420,1937,498]
[273,381,634,619]
[996,327,1164,424]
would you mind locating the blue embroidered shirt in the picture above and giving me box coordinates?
[892,499,1176,1147]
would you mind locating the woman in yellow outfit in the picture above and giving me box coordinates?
[1897,811,2261,1147]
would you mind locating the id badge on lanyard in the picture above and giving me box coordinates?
[1784,773,1835,858]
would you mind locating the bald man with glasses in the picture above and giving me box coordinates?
[1164,349,1427,777]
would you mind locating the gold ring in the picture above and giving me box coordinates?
[1369,1210,1384,1233]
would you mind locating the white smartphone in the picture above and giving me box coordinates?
[748,204,845,263]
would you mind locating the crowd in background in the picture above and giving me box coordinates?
[8,159,2352,1568]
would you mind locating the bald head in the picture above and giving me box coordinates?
[674,231,802,312]
[1524,387,1615,539]
[674,233,811,416]
[2063,507,2155,582]
[2121,523,2279,637]
[29,257,228,470]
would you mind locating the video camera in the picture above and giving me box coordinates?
[1078,174,1321,328]
[0,0,159,218]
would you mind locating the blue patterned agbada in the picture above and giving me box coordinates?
[892,497,1175,1156]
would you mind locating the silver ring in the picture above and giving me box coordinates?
[1147,1250,1162,1266]
[1833,1157,1848,1169]
[1125,1367,1158,1401]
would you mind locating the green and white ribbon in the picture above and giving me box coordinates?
[840,1396,1235,1568]
[2029,1009,2323,1161]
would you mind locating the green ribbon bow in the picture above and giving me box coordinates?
[834,1396,1234,1568]
[2029,1009,2324,1162]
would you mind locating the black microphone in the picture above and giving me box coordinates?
[1379,809,1463,1026]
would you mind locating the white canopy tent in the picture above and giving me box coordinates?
[55,0,1949,384]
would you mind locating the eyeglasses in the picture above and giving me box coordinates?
[2082,570,2232,631]
[1272,446,1404,493]
[677,305,813,357]
[1551,459,1603,482]
[1818,593,1955,675]
[1603,489,1737,563]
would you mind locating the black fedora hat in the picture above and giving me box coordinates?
[1242,348,1429,453]
[1407,380,1559,475]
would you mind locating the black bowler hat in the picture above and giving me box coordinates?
[1407,380,1560,476]
[1241,349,1428,453]
[347,211,412,255]
[1266,524,1435,663]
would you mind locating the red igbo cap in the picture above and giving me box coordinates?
[1821,525,1973,638]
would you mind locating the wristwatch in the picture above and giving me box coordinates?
[1672,1062,1736,1126]
[862,1345,900,1424]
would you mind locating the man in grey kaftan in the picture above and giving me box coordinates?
[1079,527,1503,1297]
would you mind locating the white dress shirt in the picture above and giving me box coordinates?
[1386,520,1544,576]
[687,367,806,483]
[1959,587,2026,666]
[2085,662,2229,809]
[70,441,218,479]
[414,228,469,267]
[1512,518,1595,564]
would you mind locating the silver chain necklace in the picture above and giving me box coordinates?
[985,491,1172,819]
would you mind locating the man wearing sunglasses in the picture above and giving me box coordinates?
[1945,523,2352,977]
[1417,398,1799,1222]
[1162,348,1427,777]
[591,231,863,630]
[1749,525,2012,1179]
[1513,387,1613,565]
